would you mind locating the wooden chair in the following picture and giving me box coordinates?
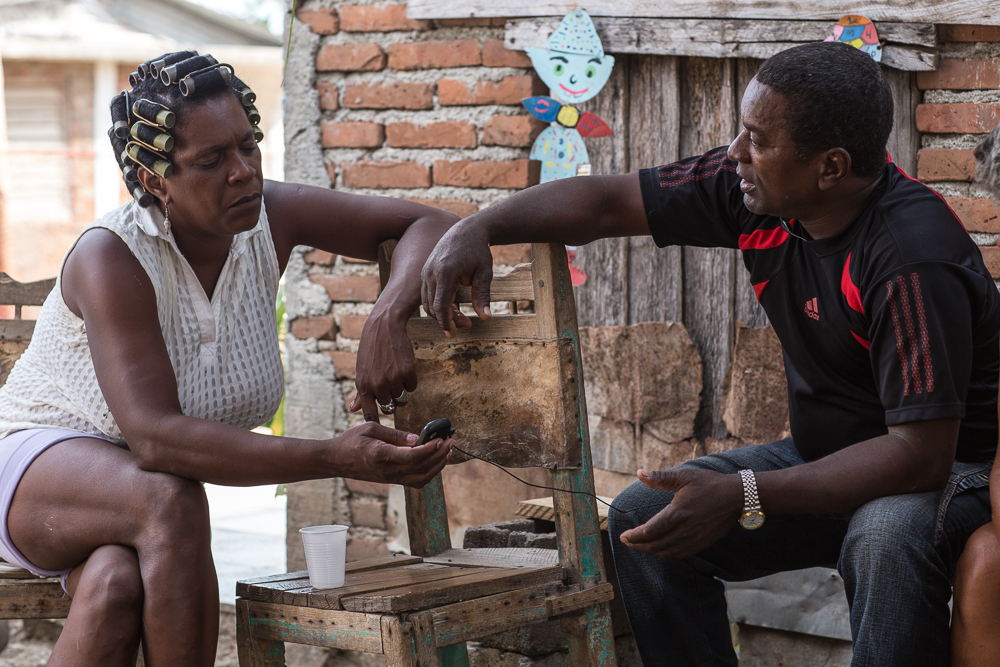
[236,243,617,667]
[0,273,70,620]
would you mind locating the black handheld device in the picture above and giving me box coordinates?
[415,418,456,446]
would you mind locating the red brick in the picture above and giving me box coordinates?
[297,8,339,35]
[915,103,1000,134]
[940,25,1000,42]
[981,246,1000,279]
[321,121,385,148]
[342,82,434,109]
[327,350,358,379]
[345,479,390,497]
[317,43,386,72]
[916,148,976,181]
[491,244,533,266]
[482,40,532,68]
[917,59,1000,90]
[347,537,389,562]
[342,161,431,189]
[290,316,338,341]
[438,18,507,27]
[386,120,477,148]
[324,160,337,186]
[433,159,539,189]
[339,313,368,339]
[947,197,1000,233]
[310,274,382,302]
[340,5,429,31]
[387,40,481,70]
[349,497,387,528]
[407,198,479,218]
[316,82,339,110]
[439,75,542,106]
[304,249,336,265]
[481,115,545,147]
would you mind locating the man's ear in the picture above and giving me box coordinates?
[136,167,167,201]
[817,148,851,192]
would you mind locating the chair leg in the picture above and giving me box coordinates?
[562,602,618,667]
[236,599,287,667]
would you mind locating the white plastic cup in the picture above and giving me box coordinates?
[300,525,349,589]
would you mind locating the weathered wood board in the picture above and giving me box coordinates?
[245,601,384,652]
[410,0,998,26]
[516,495,613,531]
[395,339,582,468]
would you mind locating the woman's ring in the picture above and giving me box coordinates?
[393,390,409,405]
[378,400,395,415]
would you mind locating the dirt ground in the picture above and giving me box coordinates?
[0,606,240,667]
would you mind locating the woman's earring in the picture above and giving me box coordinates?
[164,201,171,233]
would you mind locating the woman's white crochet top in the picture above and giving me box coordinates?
[0,200,285,444]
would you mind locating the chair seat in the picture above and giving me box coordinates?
[238,549,566,614]
[0,565,69,620]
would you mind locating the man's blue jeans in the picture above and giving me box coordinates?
[607,438,992,667]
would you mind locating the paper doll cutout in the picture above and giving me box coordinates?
[524,10,615,105]
[824,15,882,62]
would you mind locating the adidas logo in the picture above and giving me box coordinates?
[804,297,819,321]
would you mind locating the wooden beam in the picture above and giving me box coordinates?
[505,18,938,70]
[409,0,999,26]
[245,601,384,652]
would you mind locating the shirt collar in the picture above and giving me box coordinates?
[133,199,266,255]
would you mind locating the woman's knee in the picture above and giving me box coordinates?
[137,473,210,542]
[70,545,144,614]
[955,524,1000,609]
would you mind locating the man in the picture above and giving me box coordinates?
[421,42,999,666]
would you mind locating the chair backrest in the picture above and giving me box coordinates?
[377,242,606,588]
[378,242,587,470]
[0,273,55,386]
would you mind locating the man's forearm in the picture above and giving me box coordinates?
[462,173,647,247]
[756,424,957,515]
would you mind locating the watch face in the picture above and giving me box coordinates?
[741,511,765,530]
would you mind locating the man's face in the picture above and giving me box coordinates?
[727,79,819,218]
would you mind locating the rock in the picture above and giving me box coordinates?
[737,624,852,667]
[463,519,557,550]
[468,644,570,667]
[442,460,552,539]
[705,437,748,456]
[720,325,790,443]
[479,620,569,656]
[593,468,637,497]
[637,434,704,471]
[589,416,637,474]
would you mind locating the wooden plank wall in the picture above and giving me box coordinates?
[574,55,918,439]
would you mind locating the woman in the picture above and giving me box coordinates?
[952,121,1000,666]
[0,52,455,665]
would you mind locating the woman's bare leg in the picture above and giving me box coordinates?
[7,438,219,667]
[952,521,1000,667]
[50,545,144,666]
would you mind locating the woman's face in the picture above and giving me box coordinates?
[148,93,263,239]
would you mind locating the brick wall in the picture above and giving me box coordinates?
[915,25,1000,273]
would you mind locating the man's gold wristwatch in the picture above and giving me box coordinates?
[738,469,765,530]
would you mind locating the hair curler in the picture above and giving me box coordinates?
[110,93,130,139]
[254,127,265,143]
[126,180,155,207]
[160,54,217,86]
[178,66,231,97]
[131,99,175,129]
[130,121,174,152]
[238,87,256,107]
[244,104,261,126]
[126,142,173,178]
[149,50,198,78]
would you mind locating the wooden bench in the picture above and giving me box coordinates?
[236,243,618,667]
[0,273,70,622]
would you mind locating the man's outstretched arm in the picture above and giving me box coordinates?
[421,173,647,333]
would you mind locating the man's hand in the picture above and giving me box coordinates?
[351,307,418,422]
[332,421,452,488]
[421,221,494,336]
[620,468,744,559]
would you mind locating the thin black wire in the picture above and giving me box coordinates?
[451,445,665,516]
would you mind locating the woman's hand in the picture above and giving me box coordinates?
[333,421,452,488]
[421,221,494,336]
[351,305,417,422]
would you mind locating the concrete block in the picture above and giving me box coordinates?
[720,324,790,443]
[737,625,852,667]
[286,478,349,571]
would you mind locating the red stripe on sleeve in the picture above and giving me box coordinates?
[852,331,872,350]
[739,227,790,251]
[841,252,864,315]
[752,280,768,301]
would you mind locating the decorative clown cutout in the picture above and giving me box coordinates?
[522,10,615,285]
[824,15,882,62]
[523,10,615,185]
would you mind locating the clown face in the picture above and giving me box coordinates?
[526,47,615,104]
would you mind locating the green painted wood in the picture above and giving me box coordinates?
[439,642,470,667]
[584,602,618,667]
[405,475,451,558]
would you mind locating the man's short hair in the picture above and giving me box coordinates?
[756,42,894,179]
